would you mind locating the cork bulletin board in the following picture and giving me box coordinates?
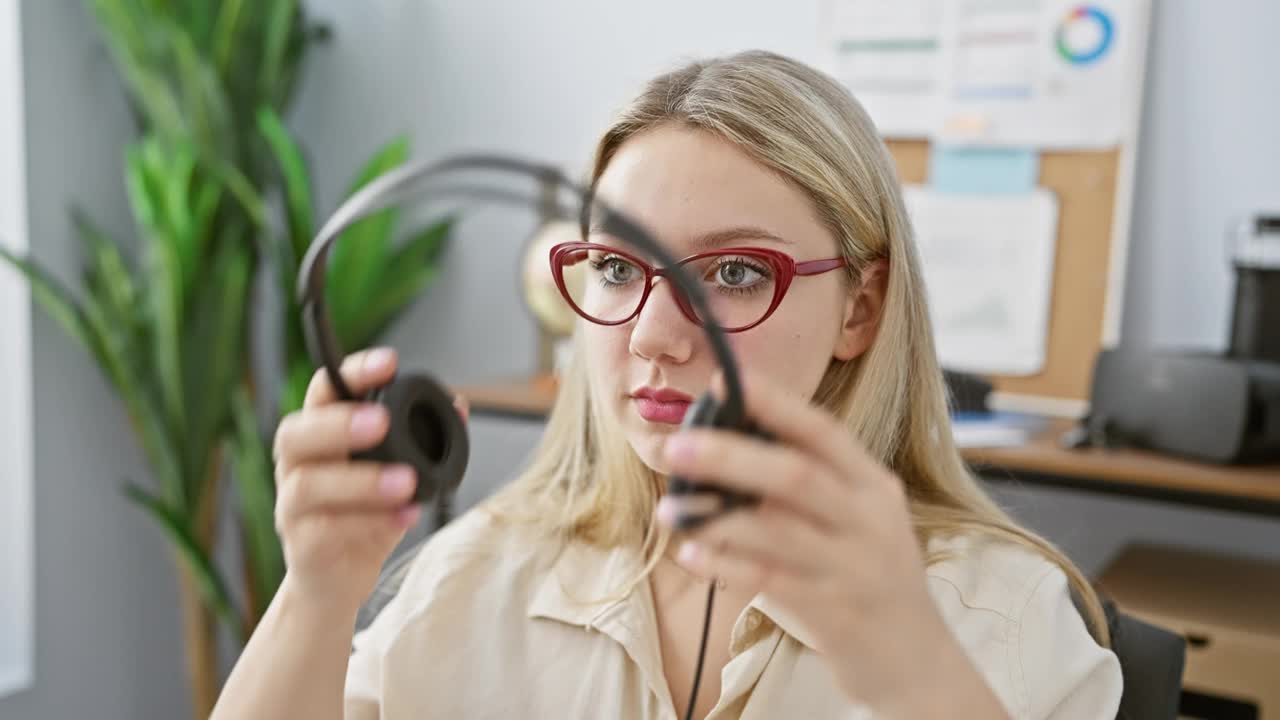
[887,140,1128,411]
[820,0,1156,416]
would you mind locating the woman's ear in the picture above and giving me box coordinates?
[833,258,888,362]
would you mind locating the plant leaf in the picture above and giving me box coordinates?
[87,0,187,136]
[127,140,187,448]
[259,0,298,105]
[256,107,314,261]
[267,227,305,347]
[160,142,199,294]
[211,0,246,80]
[171,25,236,161]
[183,220,252,508]
[74,210,144,402]
[0,245,108,373]
[73,207,138,331]
[194,149,268,230]
[347,216,454,348]
[124,484,243,642]
[328,137,410,342]
[393,215,454,271]
[124,141,164,238]
[81,283,187,508]
[279,355,313,417]
[181,0,217,52]
[190,173,224,259]
[274,17,331,110]
[360,267,439,351]
[74,212,147,426]
[0,241,185,506]
[229,388,284,622]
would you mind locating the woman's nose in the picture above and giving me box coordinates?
[628,279,695,364]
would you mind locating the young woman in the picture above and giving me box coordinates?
[213,50,1121,719]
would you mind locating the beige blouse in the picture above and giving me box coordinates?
[345,510,1122,719]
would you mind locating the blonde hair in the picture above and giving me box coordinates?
[469,50,1107,645]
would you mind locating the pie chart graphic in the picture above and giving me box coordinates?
[1055,5,1114,65]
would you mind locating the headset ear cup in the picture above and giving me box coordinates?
[355,373,470,504]
[665,391,762,529]
[666,393,720,496]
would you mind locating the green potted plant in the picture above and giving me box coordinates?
[0,2,453,716]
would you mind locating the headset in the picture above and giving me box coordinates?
[298,153,769,720]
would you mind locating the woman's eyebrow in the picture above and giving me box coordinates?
[585,223,792,251]
[686,226,793,252]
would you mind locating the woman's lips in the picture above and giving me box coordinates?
[633,397,692,424]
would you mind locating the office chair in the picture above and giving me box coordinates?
[1102,596,1187,720]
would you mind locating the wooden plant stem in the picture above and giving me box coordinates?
[177,558,219,719]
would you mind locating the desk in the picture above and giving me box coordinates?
[457,375,1280,519]
[965,420,1280,518]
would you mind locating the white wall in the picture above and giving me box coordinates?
[0,0,33,697]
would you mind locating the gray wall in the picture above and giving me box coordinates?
[0,2,189,719]
[7,1,1280,719]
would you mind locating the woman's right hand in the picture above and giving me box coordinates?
[270,347,469,617]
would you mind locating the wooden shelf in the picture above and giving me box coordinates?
[458,374,560,420]
[455,374,1280,517]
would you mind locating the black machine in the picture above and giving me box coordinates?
[1073,349,1280,464]
[1069,213,1280,465]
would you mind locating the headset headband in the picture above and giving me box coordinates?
[296,153,746,423]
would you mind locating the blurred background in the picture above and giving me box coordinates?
[1,1,1278,718]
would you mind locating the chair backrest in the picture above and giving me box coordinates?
[1103,597,1187,720]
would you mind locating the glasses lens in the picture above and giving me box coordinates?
[679,252,779,330]
[557,246,646,323]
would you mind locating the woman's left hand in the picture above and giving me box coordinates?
[655,369,1007,718]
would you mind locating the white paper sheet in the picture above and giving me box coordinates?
[903,185,1059,376]
[934,0,1145,148]
[820,0,1147,148]
[818,0,946,138]
[951,412,1048,448]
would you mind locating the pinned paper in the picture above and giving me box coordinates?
[928,145,1039,194]
[903,185,1058,375]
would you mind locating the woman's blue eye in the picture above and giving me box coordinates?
[708,259,768,291]
[718,262,756,286]
[590,256,638,286]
